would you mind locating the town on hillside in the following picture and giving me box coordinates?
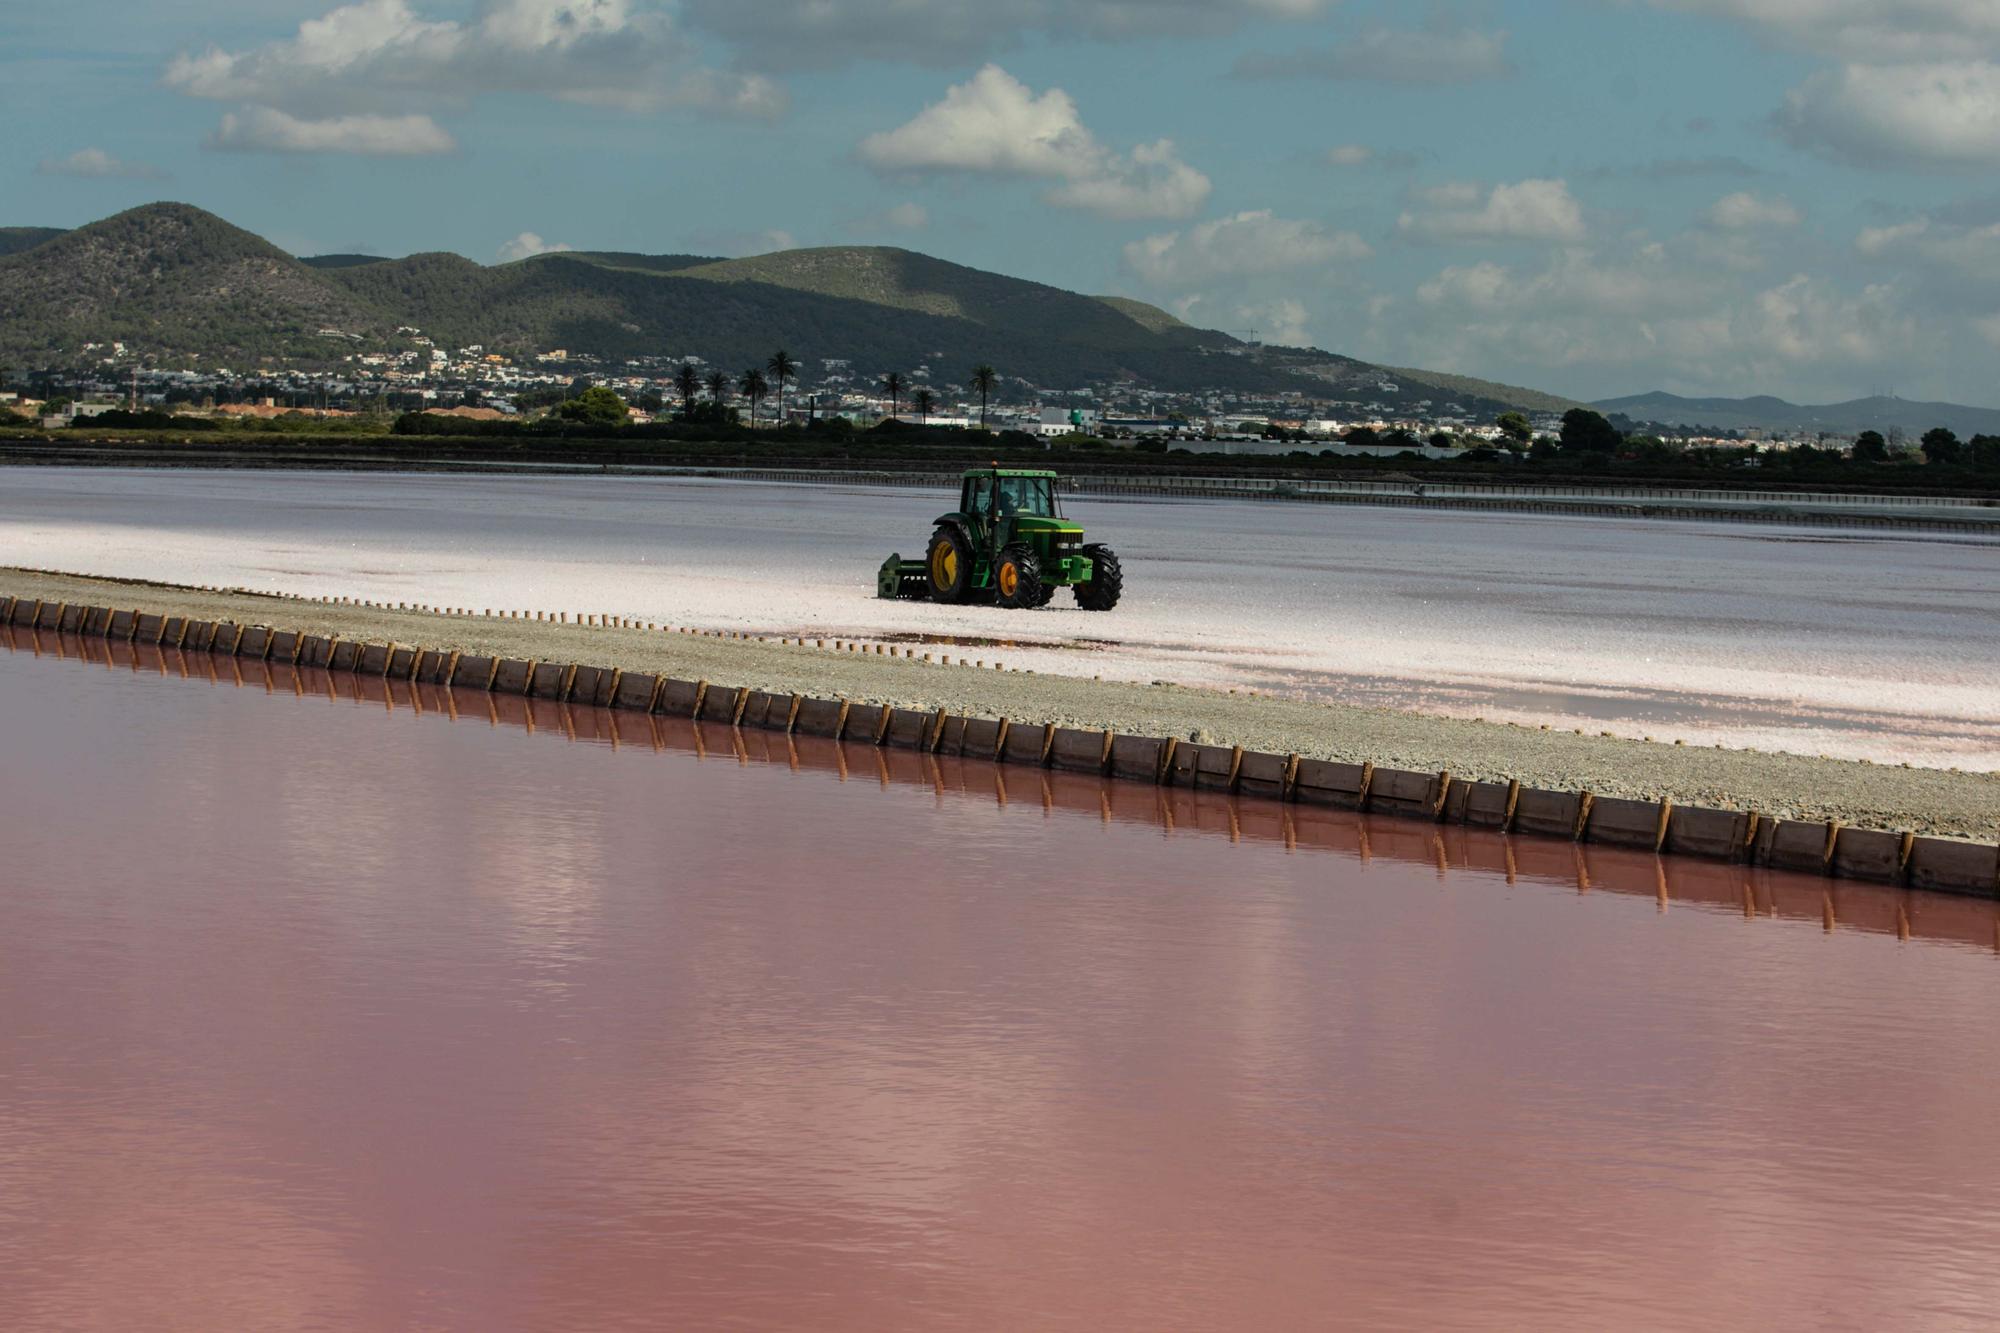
[6,337,1994,469]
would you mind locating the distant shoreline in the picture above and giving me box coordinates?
[3,435,1996,517]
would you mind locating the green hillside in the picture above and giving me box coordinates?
[0,204,386,363]
[564,251,716,276]
[1385,366,1584,414]
[1094,295,1190,335]
[301,253,392,269]
[319,247,1275,388]
[0,227,66,258]
[0,203,1573,411]
[673,247,1173,351]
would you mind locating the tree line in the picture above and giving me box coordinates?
[548,353,1007,432]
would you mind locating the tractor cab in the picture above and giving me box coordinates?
[958,471,1062,550]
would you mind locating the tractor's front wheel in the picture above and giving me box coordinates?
[1074,544,1123,611]
[995,543,1043,610]
[927,527,974,604]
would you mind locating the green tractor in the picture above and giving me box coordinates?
[877,468,1124,611]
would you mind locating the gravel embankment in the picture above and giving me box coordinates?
[6,566,1996,840]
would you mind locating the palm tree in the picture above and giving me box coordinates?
[765,349,797,426]
[740,368,769,426]
[704,369,729,406]
[674,362,701,414]
[912,387,936,424]
[880,370,906,422]
[969,364,997,430]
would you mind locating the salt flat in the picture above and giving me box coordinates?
[3,467,1995,768]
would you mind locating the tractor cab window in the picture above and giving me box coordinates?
[963,475,993,521]
[993,476,1057,519]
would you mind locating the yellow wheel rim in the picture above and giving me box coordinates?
[998,562,1018,598]
[932,544,958,586]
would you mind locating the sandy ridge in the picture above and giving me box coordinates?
[4,566,1995,841]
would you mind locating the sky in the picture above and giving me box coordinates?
[6,0,2000,406]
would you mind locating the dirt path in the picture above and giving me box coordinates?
[6,565,1995,840]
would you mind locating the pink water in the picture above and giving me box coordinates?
[5,627,2000,1332]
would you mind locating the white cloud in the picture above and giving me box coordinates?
[1322,144,1421,169]
[1634,6,2000,176]
[1776,61,2000,169]
[1399,179,1588,243]
[1234,298,1313,347]
[1638,1,2000,62]
[1856,215,2000,278]
[1234,21,1513,83]
[1123,210,1371,285]
[858,65,1211,220]
[168,0,781,154]
[1396,229,1929,400]
[1042,142,1212,221]
[1703,191,1803,228]
[1749,274,1913,365]
[682,0,1335,70]
[1416,248,1694,318]
[34,147,168,180]
[498,231,575,260]
[209,107,457,155]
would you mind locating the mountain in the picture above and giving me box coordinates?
[670,247,1193,351]
[561,251,717,276]
[316,244,1272,390]
[1596,391,2000,438]
[1387,367,1581,415]
[301,253,392,269]
[0,227,67,258]
[0,203,1565,410]
[0,204,384,364]
[1093,296,1189,335]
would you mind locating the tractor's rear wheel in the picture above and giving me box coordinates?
[995,543,1043,610]
[1029,581,1057,608]
[1074,544,1123,611]
[927,527,974,604]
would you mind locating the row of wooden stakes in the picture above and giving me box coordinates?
[7,589,1996,899]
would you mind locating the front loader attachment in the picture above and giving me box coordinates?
[877,553,931,601]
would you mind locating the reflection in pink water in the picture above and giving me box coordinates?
[4,627,2000,1331]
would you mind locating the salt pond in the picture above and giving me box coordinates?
[4,631,2000,1329]
[3,467,1995,766]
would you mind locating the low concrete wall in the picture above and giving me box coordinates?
[961,717,1003,759]
[1586,796,1672,852]
[1368,767,1447,820]
[1513,788,1591,841]
[658,678,704,717]
[793,696,848,739]
[1235,751,1293,801]
[1760,819,1837,875]
[1001,721,1051,767]
[884,707,933,750]
[1460,780,1517,829]
[1294,759,1370,809]
[1109,734,1170,782]
[694,683,740,722]
[16,594,1999,900]
[452,654,499,690]
[1663,806,1755,861]
[614,672,663,711]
